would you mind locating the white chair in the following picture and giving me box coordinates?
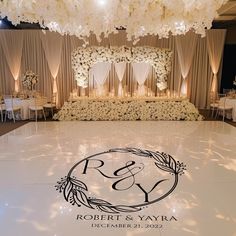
[215,94,233,122]
[28,96,46,122]
[43,95,56,118]
[209,92,219,117]
[3,95,21,123]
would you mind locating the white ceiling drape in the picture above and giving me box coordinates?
[91,62,111,86]
[132,62,150,85]
[115,62,126,82]
[132,62,150,96]
[115,62,126,96]
[0,31,24,92]
[90,62,111,95]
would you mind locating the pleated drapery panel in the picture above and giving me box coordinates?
[0,29,227,109]
[90,62,111,96]
[206,29,227,94]
[21,30,53,99]
[132,62,151,96]
[57,36,76,107]
[175,32,198,95]
[156,36,182,96]
[0,40,14,94]
[187,37,213,109]
[114,62,126,97]
[92,63,111,86]
[0,30,24,92]
[40,31,63,106]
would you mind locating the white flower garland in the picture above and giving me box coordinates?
[72,46,172,90]
[54,98,203,121]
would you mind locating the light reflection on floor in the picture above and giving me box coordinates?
[0,121,235,236]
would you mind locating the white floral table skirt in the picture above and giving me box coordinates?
[54,97,203,121]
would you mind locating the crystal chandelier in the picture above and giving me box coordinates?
[0,0,227,43]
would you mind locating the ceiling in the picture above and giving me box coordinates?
[214,0,236,27]
[217,0,236,21]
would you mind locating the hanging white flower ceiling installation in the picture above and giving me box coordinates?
[0,0,227,43]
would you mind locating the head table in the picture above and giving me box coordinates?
[54,96,203,121]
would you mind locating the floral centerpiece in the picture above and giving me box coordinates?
[22,70,38,90]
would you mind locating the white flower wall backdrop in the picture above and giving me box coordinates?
[71,46,172,90]
[0,0,227,43]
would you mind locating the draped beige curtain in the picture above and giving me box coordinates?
[0,29,226,109]
[40,31,63,105]
[0,30,24,92]
[115,62,126,96]
[57,36,76,107]
[206,29,227,94]
[70,35,83,51]
[156,37,182,95]
[20,30,52,98]
[188,37,213,108]
[176,32,198,95]
[0,42,14,94]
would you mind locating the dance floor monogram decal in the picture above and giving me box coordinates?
[56,148,186,214]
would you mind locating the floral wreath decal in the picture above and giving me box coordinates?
[55,148,186,214]
[71,46,172,90]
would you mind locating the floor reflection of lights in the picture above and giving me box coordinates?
[0,121,235,236]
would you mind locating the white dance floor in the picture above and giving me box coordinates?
[0,121,235,236]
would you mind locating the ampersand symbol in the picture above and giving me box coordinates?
[112,161,144,191]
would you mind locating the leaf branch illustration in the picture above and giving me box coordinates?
[55,147,186,213]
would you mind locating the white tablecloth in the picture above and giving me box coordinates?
[13,98,35,120]
[225,98,236,122]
